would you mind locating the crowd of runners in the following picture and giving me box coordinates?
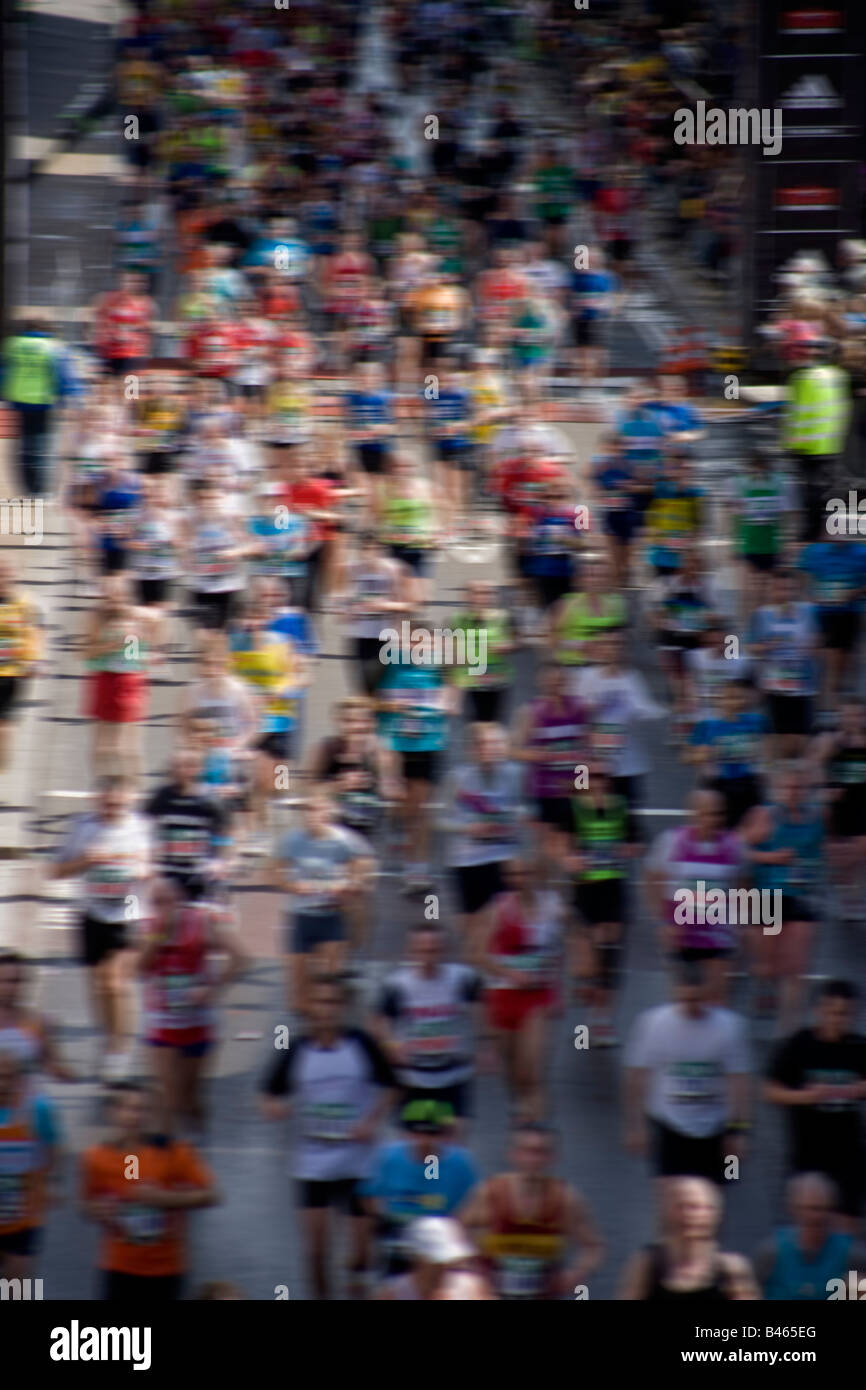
[2,0,866,1302]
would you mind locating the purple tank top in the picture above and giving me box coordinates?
[529,697,586,799]
[665,826,742,950]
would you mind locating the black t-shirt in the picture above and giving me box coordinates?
[768,1028,866,1170]
[145,784,227,876]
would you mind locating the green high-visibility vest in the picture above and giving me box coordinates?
[782,366,851,456]
[4,335,57,405]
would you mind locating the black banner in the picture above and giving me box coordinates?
[746,2,865,346]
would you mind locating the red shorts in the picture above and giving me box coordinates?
[86,670,147,723]
[486,986,554,1032]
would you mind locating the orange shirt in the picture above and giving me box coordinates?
[413,283,465,338]
[82,1140,213,1276]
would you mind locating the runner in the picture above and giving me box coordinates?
[81,1081,220,1303]
[0,1048,60,1282]
[624,961,751,1185]
[50,775,152,1081]
[481,860,567,1120]
[618,1176,758,1300]
[460,1124,604,1300]
[262,975,395,1301]
[374,922,484,1122]
[138,876,245,1135]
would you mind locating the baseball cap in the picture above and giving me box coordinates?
[406,1217,475,1266]
[400,1098,457,1133]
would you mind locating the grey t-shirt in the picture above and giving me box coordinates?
[276,824,367,915]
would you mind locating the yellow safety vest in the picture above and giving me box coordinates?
[4,336,57,406]
[782,366,851,456]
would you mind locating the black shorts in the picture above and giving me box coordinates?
[535,796,573,832]
[830,795,866,839]
[102,1270,183,1302]
[357,440,389,475]
[102,356,145,378]
[819,608,860,653]
[421,335,451,367]
[401,1079,472,1118]
[575,877,625,926]
[138,577,172,606]
[436,441,474,472]
[81,913,129,968]
[743,551,777,572]
[100,546,128,575]
[466,687,506,724]
[712,774,763,830]
[0,1225,40,1257]
[140,450,177,476]
[535,572,574,609]
[297,1178,364,1215]
[388,544,431,576]
[0,675,22,719]
[677,945,732,964]
[401,750,440,783]
[780,893,815,924]
[452,860,506,916]
[608,237,632,264]
[653,1120,725,1184]
[192,589,237,630]
[256,729,294,762]
[573,316,601,348]
[766,693,812,737]
[289,910,346,955]
[610,775,641,808]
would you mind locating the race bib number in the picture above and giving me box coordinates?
[669,1062,721,1103]
[499,1256,547,1300]
[305,1102,356,1142]
[118,1203,167,1244]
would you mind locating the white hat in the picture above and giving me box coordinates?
[407,1217,475,1266]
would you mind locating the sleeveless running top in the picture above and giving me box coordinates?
[645,1244,733,1302]
[483,1175,569,1300]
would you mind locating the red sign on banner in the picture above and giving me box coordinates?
[775,185,841,209]
[780,10,844,32]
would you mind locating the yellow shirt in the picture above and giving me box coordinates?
[0,595,41,678]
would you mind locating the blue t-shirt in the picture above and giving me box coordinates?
[690,711,770,778]
[96,478,142,555]
[525,512,576,576]
[378,664,448,752]
[754,806,824,894]
[0,1092,58,1150]
[361,1140,479,1230]
[571,269,617,320]
[345,389,393,433]
[427,387,471,449]
[270,609,319,658]
[644,399,703,436]
[798,542,866,612]
[616,407,666,469]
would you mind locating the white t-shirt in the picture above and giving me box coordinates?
[56,812,152,923]
[626,1003,750,1138]
[572,666,665,777]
